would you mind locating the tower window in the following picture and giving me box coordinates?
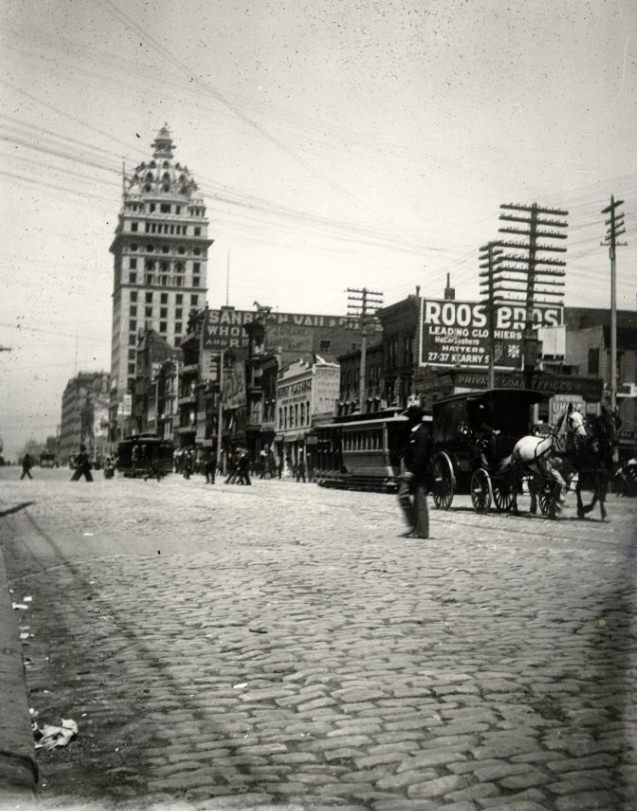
[193,262,200,273]
[129,258,137,269]
[145,292,153,303]
[130,243,138,251]
[130,305,137,317]
[176,294,183,304]
[191,295,198,306]
[194,227,201,236]
[160,293,168,303]
[161,203,170,213]
[145,306,152,318]
[162,245,169,253]
[130,291,138,301]
[193,277,200,288]
[175,322,182,334]
[159,321,167,333]
[131,222,138,232]
[146,244,154,252]
[160,307,167,318]
[129,319,137,331]
[129,272,137,284]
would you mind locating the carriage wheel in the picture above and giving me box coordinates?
[492,478,515,512]
[538,481,559,518]
[432,452,455,510]
[471,468,492,513]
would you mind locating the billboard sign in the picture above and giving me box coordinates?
[419,299,562,370]
[202,308,353,351]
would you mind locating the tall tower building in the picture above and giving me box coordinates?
[109,125,213,437]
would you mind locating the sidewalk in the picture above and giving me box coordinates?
[0,546,37,801]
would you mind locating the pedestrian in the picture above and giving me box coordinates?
[236,448,252,485]
[224,448,239,484]
[397,405,433,539]
[184,449,193,480]
[258,447,268,479]
[276,455,283,479]
[20,453,33,480]
[296,454,306,483]
[71,444,93,482]
[204,451,216,484]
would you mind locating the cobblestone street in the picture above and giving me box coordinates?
[1,467,637,810]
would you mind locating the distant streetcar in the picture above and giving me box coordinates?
[116,434,174,479]
[313,409,429,492]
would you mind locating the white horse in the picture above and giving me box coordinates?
[500,406,588,517]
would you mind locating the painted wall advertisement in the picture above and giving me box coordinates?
[419,299,563,370]
[202,308,353,351]
[222,360,247,409]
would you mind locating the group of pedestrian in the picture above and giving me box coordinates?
[224,447,251,485]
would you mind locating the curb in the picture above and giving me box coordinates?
[0,547,38,793]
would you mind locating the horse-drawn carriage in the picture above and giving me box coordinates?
[431,388,546,513]
[430,387,619,520]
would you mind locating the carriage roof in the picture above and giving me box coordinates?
[433,388,547,436]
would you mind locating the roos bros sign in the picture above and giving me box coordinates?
[419,299,562,370]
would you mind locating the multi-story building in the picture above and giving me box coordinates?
[276,357,340,474]
[108,125,213,440]
[132,328,182,435]
[59,372,110,465]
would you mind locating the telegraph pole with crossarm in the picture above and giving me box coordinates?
[498,203,569,388]
[346,287,383,413]
[601,195,627,412]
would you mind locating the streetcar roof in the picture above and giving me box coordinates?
[433,388,547,408]
[316,414,431,430]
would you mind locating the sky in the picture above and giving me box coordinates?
[0,0,636,459]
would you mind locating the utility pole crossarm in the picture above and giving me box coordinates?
[602,194,627,413]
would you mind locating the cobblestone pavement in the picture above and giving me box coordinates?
[1,467,637,811]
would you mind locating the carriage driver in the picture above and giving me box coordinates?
[398,405,434,539]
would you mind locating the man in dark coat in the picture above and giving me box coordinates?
[398,405,433,539]
[71,445,93,482]
[20,453,33,480]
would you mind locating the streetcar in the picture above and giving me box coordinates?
[314,409,429,492]
[431,388,548,512]
[116,434,174,479]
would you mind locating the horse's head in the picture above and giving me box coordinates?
[566,408,587,438]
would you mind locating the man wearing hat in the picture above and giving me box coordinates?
[398,404,433,538]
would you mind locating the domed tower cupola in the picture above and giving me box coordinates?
[152,124,175,160]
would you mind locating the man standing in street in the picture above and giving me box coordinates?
[398,404,433,539]
[71,445,93,482]
[20,453,33,480]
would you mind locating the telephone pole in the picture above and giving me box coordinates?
[601,195,627,412]
[346,287,383,413]
[498,203,568,388]
[478,242,503,389]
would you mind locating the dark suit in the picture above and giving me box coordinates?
[398,422,433,538]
